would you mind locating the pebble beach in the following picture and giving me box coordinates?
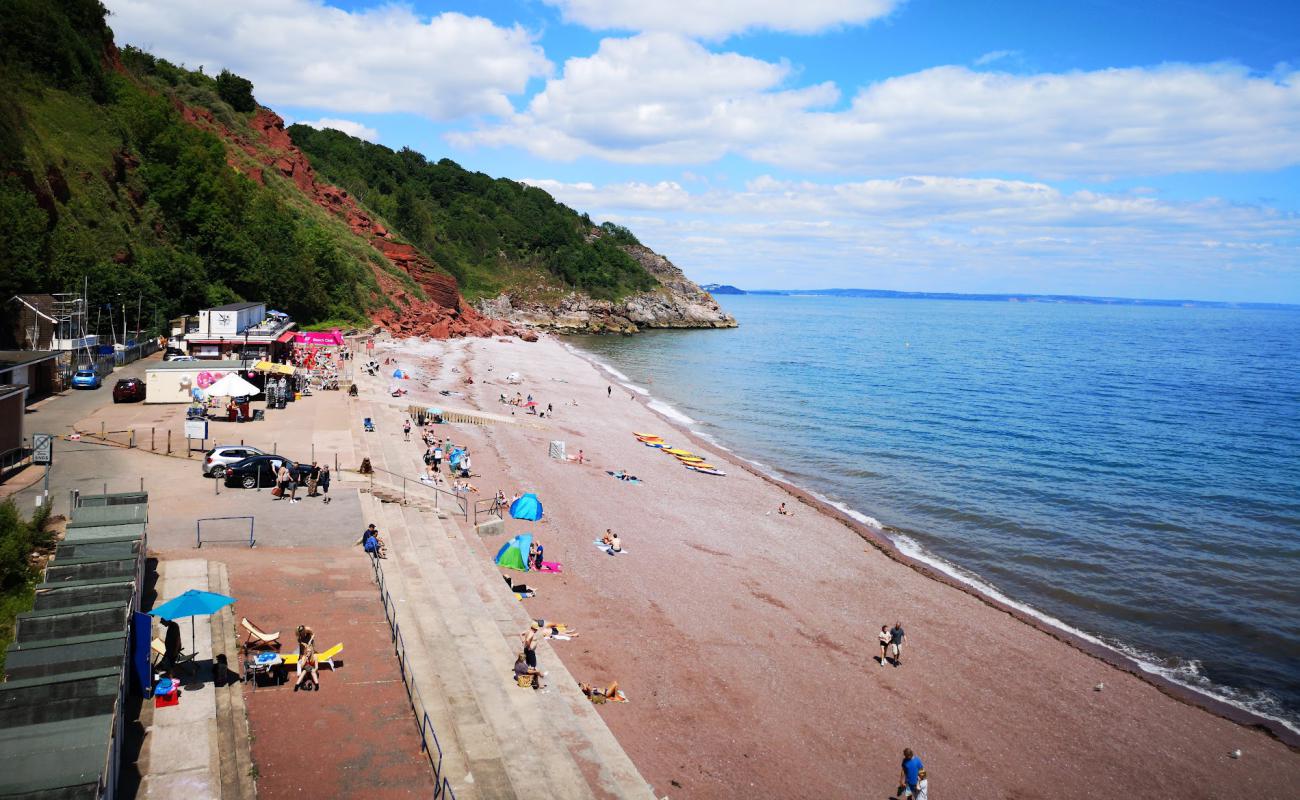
[376,332,1300,799]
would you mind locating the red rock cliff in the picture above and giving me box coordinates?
[178,105,517,340]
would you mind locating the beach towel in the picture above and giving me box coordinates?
[593,540,628,555]
[606,471,642,483]
[536,560,563,573]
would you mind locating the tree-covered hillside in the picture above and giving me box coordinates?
[0,0,390,334]
[288,126,657,302]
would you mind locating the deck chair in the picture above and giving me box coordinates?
[150,637,196,674]
[282,643,343,670]
[240,617,281,650]
[363,417,375,432]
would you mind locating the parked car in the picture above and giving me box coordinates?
[70,368,102,389]
[163,346,186,359]
[165,354,197,362]
[112,377,146,403]
[203,445,268,478]
[223,454,310,489]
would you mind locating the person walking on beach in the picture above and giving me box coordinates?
[607,385,612,398]
[319,465,331,504]
[878,625,891,666]
[890,622,906,666]
[403,419,411,441]
[306,462,320,497]
[433,444,443,473]
[897,748,924,798]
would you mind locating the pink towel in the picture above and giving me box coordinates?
[538,561,563,573]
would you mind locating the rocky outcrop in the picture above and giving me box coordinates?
[475,238,738,334]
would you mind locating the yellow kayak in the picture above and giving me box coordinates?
[633,432,661,439]
[675,455,705,463]
[687,463,717,470]
[662,448,694,456]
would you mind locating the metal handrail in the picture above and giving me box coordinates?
[369,552,451,797]
[366,464,468,520]
[472,497,504,525]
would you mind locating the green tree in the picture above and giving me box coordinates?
[215,69,255,112]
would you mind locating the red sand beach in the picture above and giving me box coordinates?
[379,334,1299,799]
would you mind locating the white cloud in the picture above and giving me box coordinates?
[298,118,379,142]
[973,49,1019,66]
[542,0,899,39]
[105,0,550,119]
[460,42,1300,179]
[524,175,1300,299]
[452,33,838,163]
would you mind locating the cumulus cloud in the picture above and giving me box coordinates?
[452,33,838,163]
[298,118,379,142]
[461,42,1300,179]
[542,0,899,38]
[105,0,549,119]
[523,176,1300,298]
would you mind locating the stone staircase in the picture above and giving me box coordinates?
[349,383,655,799]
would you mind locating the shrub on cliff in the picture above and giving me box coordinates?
[215,68,256,113]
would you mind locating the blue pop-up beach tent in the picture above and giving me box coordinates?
[510,493,543,521]
[495,533,533,571]
[393,369,408,378]
[449,447,466,469]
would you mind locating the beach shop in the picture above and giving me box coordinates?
[181,302,296,362]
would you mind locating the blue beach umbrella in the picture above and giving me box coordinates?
[510,493,543,521]
[150,589,237,653]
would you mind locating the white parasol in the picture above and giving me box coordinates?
[204,373,261,398]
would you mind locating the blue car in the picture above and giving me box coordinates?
[71,368,102,390]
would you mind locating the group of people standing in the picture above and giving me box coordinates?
[272,461,331,504]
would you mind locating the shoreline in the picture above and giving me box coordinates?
[565,337,1300,749]
[380,332,1300,798]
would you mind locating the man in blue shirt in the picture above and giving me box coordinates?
[898,748,924,798]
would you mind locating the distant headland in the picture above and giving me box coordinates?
[703,285,1297,310]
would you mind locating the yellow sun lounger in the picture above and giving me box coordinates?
[282,643,343,669]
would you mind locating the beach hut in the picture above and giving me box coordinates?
[494,534,533,571]
[510,493,544,521]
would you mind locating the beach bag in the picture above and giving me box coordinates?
[272,485,284,498]
[516,674,533,688]
[588,693,607,705]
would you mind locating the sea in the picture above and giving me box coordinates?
[567,295,1300,732]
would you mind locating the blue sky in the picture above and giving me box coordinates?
[106,0,1300,301]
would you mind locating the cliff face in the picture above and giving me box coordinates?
[475,241,738,333]
[180,105,518,340]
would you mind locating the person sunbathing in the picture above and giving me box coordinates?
[533,619,579,638]
[601,530,623,552]
[579,681,626,703]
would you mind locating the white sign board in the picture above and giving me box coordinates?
[32,433,53,465]
[185,419,209,440]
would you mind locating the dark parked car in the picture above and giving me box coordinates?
[223,455,310,489]
[112,377,146,403]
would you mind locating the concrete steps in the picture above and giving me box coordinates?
[350,378,655,799]
[357,492,481,800]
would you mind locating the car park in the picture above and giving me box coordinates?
[112,377,146,403]
[203,445,268,478]
[70,368,102,389]
[222,454,309,488]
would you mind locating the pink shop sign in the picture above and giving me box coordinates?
[293,330,343,346]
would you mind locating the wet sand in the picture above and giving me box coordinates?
[380,333,1299,799]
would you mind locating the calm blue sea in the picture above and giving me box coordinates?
[568,296,1300,731]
